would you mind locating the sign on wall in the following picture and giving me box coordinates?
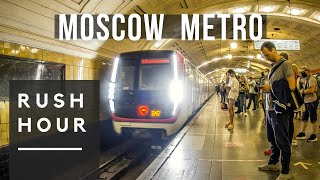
[254,39,300,50]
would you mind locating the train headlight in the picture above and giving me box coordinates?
[108,82,115,100]
[108,82,116,113]
[169,80,183,115]
[109,100,115,113]
[169,80,183,102]
[109,57,119,113]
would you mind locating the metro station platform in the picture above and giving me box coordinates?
[138,95,320,180]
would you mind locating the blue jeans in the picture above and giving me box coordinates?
[221,92,226,103]
[238,93,246,113]
[247,93,257,109]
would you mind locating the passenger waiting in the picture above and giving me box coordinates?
[296,66,318,142]
[258,41,296,180]
[289,63,301,147]
[295,76,304,120]
[236,75,248,116]
[220,83,226,103]
[259,68,270,126]
[247,77,257,111]
[224,69,239,130]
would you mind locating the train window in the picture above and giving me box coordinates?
[139,64,171,90]
[117,61,136,90]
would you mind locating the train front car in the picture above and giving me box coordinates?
[108,50,187,138]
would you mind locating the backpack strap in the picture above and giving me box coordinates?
[268,60,286,81]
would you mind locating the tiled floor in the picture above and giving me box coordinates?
[138,95,320,180]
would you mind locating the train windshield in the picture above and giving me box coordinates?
[118,60,136,90]
[139,63,171,90]
[116,57,173,91]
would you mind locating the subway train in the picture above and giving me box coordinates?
[108,50,215,138]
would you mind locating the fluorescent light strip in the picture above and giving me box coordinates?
[18,148,82,151]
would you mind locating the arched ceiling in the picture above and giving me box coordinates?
[0,0,319,83]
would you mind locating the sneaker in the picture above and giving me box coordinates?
[264,149,272,155]
[296,132,306,140]
[276,172,292,180]
[235,111,241,114]
[307,134,318,142]
[258,164,280,171]
[240,112,243,115]
[291,139,298,146]
[253,108,257,111]
[227,123,234,130]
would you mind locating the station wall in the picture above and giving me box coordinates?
[0,40,104,147]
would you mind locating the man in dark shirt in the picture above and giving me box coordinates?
[258,41,296,180]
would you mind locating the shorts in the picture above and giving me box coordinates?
[302,100,318,123]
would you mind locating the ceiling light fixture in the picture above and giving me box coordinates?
[154,40,164,48]
[234,7,247,14]
[230,42,237,49]
[256,54,262,59]
[225,54,232,59]
[262,6,274,13]
[289,8,302,16]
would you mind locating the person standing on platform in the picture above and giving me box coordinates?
[296,66,318,142]
[220,83,226,103]
[224,69,239,130]
[247,77,257,111]
[237,75,248,116]
[259,68,270,125]
[258,41,296,180]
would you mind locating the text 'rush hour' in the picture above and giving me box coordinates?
[17,93,86,133]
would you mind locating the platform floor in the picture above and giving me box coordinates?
[138,95,320,180]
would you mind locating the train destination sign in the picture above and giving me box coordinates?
[254,39,300,50]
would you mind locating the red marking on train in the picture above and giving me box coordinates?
[138,105,149,116]
[141,59,169,64]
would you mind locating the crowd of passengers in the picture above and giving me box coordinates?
[215,41,319,180]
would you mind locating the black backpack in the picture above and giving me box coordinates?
[269,60,303,110]
[254,84,259,93]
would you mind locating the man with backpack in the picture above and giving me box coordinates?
[296,66,318,142]
[258,41,296,180]
[247,77,258,111]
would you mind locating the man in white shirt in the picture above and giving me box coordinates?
[225,69,239,130]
